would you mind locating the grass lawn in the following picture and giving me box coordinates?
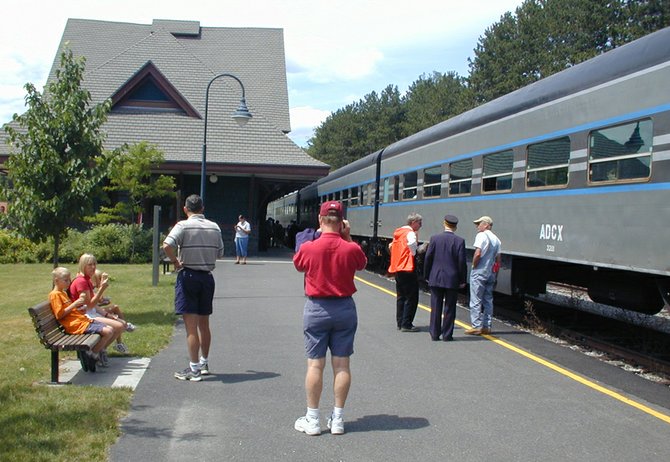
[0,264,175,462]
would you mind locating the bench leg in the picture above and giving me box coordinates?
[50,350,61,384]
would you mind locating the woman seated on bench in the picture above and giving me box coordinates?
[69,253,132,363]
[49,267,123,366]
[90,268,136,353]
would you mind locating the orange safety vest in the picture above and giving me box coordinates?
[388,226,416,273]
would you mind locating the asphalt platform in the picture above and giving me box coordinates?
[103,248,670,461]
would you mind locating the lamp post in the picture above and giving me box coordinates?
[200,73,252,204]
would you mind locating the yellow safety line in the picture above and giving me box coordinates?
[355,275,670,425]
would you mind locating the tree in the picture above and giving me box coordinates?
[401,71,472,137]
[308,85,406,170]
[92,141,175,225]
[467,0,670,104]
[2,48,111,266]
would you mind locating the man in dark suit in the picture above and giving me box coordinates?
[424,215,467,341]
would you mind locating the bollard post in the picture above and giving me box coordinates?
[152,205,161,286]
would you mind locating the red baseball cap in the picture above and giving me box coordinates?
[319,201,343,218]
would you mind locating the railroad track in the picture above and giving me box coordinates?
[490,290,670,385]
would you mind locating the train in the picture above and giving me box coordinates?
[268,26,670,314]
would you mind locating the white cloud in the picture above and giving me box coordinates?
[287,106,332,146]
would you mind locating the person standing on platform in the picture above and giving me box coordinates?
[466,215,501,335]
[234,214,251,264]
[293,201,367,436]
[163,194,224,381]
[424,214,467,341]
[388,213,423,332]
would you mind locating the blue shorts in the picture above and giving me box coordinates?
[85,320,106,334]
[303,297,357,359]
[175,268,215,316]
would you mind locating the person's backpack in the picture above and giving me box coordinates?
[294,228,321,252]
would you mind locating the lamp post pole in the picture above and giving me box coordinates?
[200,73,252,204]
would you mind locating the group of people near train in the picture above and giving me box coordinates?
[390,212,501,341]
[289,202,501,435]
[49,193,500,438]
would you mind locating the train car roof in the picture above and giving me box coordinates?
[384,26,670,158]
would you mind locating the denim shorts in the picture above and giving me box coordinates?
[84,320,106,334]
[303,297,357,359]
[175,268,215,316]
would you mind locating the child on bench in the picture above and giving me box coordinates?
[49,267,123,370]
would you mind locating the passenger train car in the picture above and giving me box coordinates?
[269,27,670,314]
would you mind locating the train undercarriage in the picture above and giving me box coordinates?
[357,236,668,315]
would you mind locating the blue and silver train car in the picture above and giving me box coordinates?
[274,27,670,313]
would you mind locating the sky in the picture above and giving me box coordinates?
[0,0,523,147]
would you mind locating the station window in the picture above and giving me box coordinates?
[350,186,359,207]
[402,171,418,200]
[423,166,442,198]
[482,150,513,192]
[526,137,570,188]
[448,159,472,196]
[588,119,652,183]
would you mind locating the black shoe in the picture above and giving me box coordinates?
[77,351,89,372]
[443,337,454,342]
[401,326,420,332]
[431,336,440,341]
[85,352,97,373]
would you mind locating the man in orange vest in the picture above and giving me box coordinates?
[388,213,423,332]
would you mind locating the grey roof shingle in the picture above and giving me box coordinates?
[1,18,328,175]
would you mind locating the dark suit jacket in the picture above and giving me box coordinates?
[424,230,467,289]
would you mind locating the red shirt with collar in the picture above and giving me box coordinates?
[293,232,367,297]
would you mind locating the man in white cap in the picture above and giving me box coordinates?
[465,216,501,335]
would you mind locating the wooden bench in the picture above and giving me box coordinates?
[161,257,173,274]
[28,301,101,384]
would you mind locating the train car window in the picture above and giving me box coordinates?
[334,191,341,201]
[588,119,652,183]
[341,189,349,207]
[393,175,400,201]
[482,150,513,192]
[382,178,391,203]
[349,187,359,207]
[362,183,370,205]
[448,159,472,196]
[423,166,442,198]
[402,171,418,200]
[526,137,570,188]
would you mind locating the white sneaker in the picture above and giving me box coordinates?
[294,416,321,435]
[200,361,209,375]
[98,350,110,367]
[115,342,129,354]
[126,322,136,332]
[327,415,344,435]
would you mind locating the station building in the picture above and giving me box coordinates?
[0,18,329,254]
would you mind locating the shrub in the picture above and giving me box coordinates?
[0,224,156,264]
[0,229,41,263]
[85,224,154,263]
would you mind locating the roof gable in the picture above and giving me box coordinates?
[110,61,200,117]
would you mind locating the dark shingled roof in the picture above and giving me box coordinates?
[1,18,328,177]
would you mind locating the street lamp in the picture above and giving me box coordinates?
[200,73,252,203]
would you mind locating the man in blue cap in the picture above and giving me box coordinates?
[424,214,467,341]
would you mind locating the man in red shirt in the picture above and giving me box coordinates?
[293,201,367,436]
